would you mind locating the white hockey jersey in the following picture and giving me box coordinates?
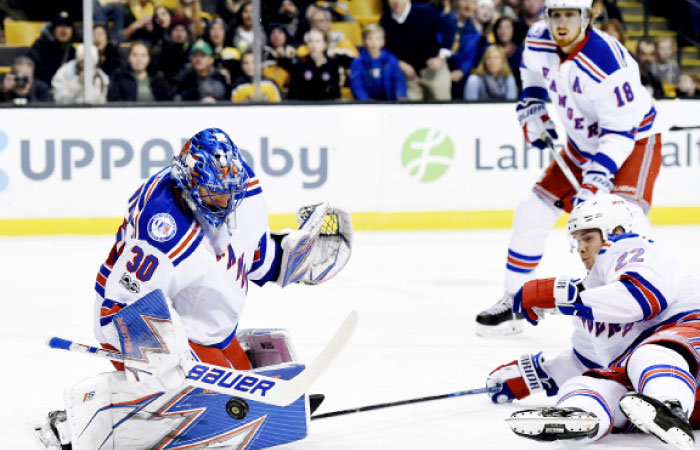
[93,164,279,351]
[558,234,700,374]
[521,22,663,175]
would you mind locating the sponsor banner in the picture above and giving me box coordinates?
[0,101,697,221]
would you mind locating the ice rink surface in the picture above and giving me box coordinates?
[3,226,700,449]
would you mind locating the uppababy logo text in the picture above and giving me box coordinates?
[0,129,8,192]
[401,128,455,183]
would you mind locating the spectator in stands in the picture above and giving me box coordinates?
[464,45,517,100]
[262,23,297,93]
[676,72,699,99]
[287,29,341,100]
[495,0,519,20]
[231,50,282,102]
[299,6,357,63]
[635,38,664,99]
[494,16,522,91]
[215,0,248,25]
[232,1,259,53]
[448,0,482,100]
[151,5,173,45]
[654,36,680,85]
[349,24,406,101]
[93,23,124,76]
[314,0,353,21]
[514,0,543,43]
[473,0,496,43]
[123,0,156,42]
[52,44,110,104]
[152,16,192,82]
[0,56,51,104]
[173,39,228,102]
[600,18,626,45]
[206,17,241,84]
[93,0,127,44]
[28,11,76,86]
[107,41,171,101]
[380,0,453,100]
[266,0,308,46]
[175,0,210,39]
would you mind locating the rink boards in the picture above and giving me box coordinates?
[0,100,698,235]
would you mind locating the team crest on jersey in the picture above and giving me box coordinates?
[542,67,549,78]
[148,213,177,242]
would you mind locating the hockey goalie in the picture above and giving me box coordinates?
[32,127,353,450]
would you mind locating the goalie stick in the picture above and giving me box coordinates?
[310,386,501,420]
[47,310,358,407]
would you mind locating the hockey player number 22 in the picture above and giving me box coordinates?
[126,245,160,282]
[614,82,634,107]
[615,248,645,271]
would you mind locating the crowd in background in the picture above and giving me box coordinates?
[0,0,698,105]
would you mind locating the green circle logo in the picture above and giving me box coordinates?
[401,128,455,182]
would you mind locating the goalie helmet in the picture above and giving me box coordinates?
[567,194,634,241]
[544,0,592,44]
[171,128,249,228]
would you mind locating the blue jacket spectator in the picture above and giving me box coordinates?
[350,25,406,101]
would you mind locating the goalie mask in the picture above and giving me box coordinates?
[171,128,249,228]
[567,194,634,241]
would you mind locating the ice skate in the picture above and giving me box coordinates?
[475,293,523,336]
[506,406,599,441]
[31,410,71,450]
[619,393,694,450]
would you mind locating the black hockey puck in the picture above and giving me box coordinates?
[554,199,564,209]
[226,397,249,420]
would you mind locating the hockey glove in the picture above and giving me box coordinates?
[486,352,558,404]
[572,163,614,207]
[277,202,330,287]
[516,99,558,149]
[296,204,353,285]
[513,277,592,325]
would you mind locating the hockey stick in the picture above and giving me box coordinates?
[48,310,358,407]
[541,134,581,209]
[310,386,500,420]
[669,125,700,131]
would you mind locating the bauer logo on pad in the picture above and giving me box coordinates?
[186,365,277,397]
[148,213,177,242]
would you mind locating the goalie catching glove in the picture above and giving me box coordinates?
[486,352,558,404]
[277,203,353,287]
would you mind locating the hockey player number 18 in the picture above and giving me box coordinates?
[613,82,634,107]
[126,245,160,282]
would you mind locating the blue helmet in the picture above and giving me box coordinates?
[171,128,249,228]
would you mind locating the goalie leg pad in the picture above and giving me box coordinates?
[62,365,310,450]
[237,328,298,368]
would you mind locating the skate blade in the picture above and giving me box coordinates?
[619,395,695,450]
[28,421,61,450]
[506,410,599,439]
[475,319,523,337]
